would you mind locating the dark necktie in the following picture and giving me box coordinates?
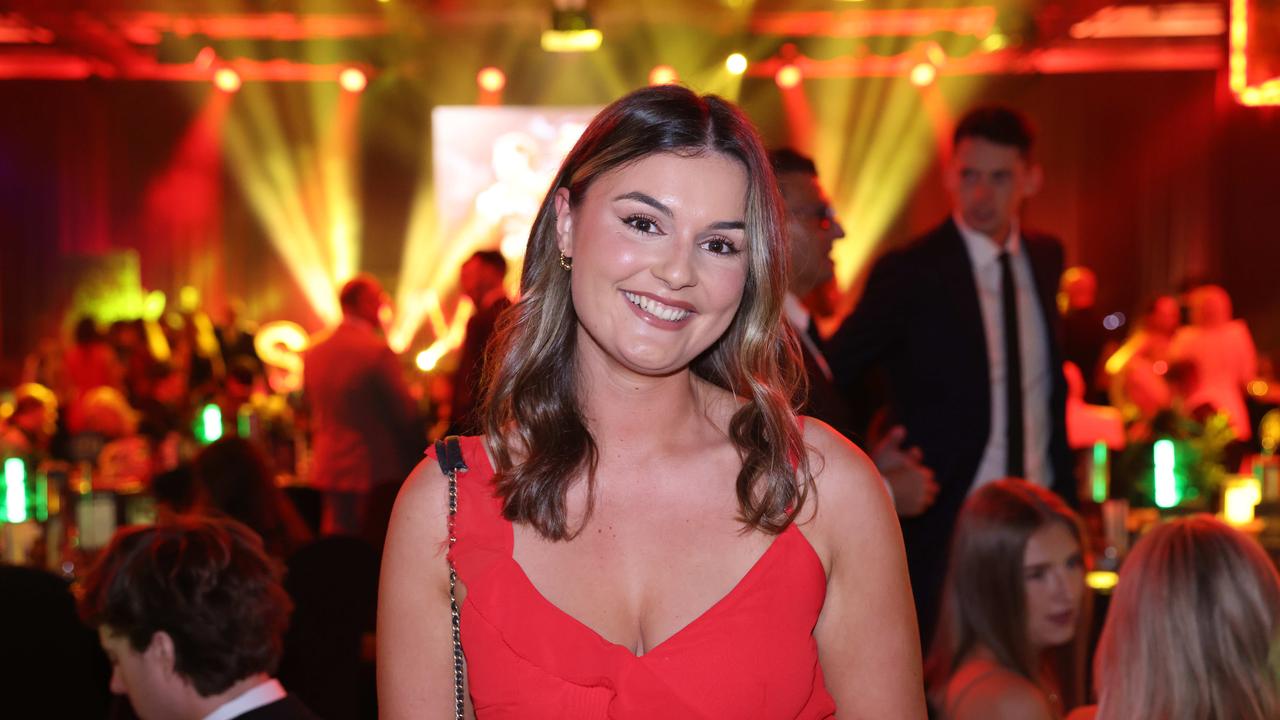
[805,318,822,347]
[803,320,833,382]
[999,250,1025,478]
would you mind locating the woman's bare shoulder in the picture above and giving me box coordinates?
[796,416,897,568]
[386,455,452,551]
[949,662,1053,720]
[800,416,891,516]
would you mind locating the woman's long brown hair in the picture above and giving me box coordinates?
[477,85,808,541]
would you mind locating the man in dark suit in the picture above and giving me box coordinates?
[449,249,512,435]
[770,148,938,518]
[80,517,321,720]
[304,274,420,535]
[824,107,1074,647]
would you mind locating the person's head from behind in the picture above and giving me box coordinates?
[77,386,139,439]
[1093,515,1280,720]
[10,383,58,440]
[1144,294,1181,337]
[947,105,1042,245]
[460,250,508,304]
[191,437,292,553]
[927,479,1089,705]
[145,362,189,408]
[1186,284,1233,329]
[109,319,143,350]
[74,315,102,346]
[339,273,387,328]
[79,517,292,720]
[224,358,257,405]
[1059,266,1097,312]
[484,84,803,540]
[768,148,846,298]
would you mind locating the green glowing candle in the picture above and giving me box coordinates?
[4,457,28,523]
[1154,439,1179,508]
[200,403,223,444]
[1091,441,1109,504]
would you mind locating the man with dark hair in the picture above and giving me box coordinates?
[448,249,512,435]
[304,274,420,535]
[824,105,1073,647]
[79,517,319,720]
[769,148,939,519]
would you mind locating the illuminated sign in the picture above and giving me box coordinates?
[1230,0,1280,106]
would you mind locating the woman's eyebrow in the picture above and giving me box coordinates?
[613,191,672,218]
[613,191,745,230]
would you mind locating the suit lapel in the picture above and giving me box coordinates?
[934,219,991,392]
[1023,234,1065,357]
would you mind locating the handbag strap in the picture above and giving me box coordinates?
[435,436,468,720]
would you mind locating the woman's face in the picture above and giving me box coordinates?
[555,151,750,378]
[1023,521,1085,651]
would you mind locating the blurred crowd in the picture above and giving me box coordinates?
[1058,272,1268,465]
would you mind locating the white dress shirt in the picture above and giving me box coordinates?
[202,678,287,720]
[955,214,1054,493]
[782,292,832,382]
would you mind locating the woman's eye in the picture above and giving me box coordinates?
[624,215,660,234]
[703,238,740,256]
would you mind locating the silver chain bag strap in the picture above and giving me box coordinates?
[435,436,469,720]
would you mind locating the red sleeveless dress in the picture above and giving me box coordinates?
[434,436,837,719]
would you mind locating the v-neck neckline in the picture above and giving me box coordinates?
[505,524,798,659]
[466,442,811,659]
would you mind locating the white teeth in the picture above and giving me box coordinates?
[623,291,692,322]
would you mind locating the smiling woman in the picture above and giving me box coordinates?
[378,85,925,720]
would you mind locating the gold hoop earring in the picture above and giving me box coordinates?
[559,253,572,271]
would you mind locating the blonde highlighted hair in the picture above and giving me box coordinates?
[1093,515,1280,720]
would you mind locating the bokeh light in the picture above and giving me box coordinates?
[649,65,679,86]
[909,62,938,87]
[213,67,241,93]
[477,67,506,93]
[339,67,367,93]
[775,64,802,89]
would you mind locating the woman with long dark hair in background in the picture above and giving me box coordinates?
[927,479,1090,719]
